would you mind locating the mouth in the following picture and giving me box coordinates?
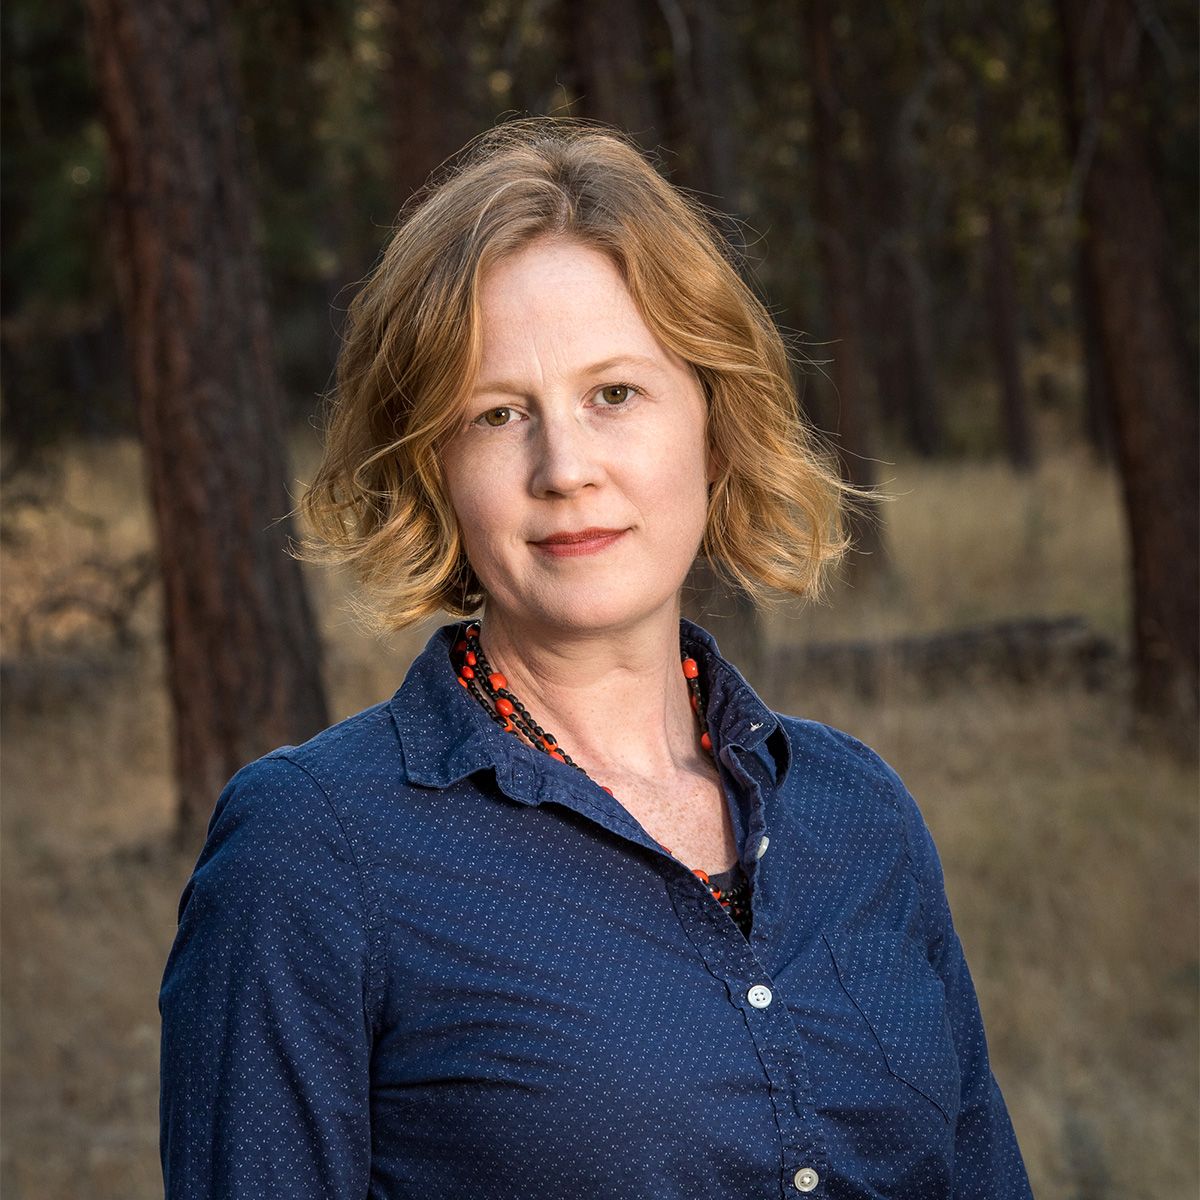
[531,527,629,558]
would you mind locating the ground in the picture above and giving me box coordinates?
[1,432,1196,1198]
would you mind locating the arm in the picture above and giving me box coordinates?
[895,775,1035,1199]
[158,755,374,1198]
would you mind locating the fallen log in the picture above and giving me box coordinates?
[772,615,1119,698]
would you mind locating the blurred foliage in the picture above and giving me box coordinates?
[1,2,127,452]
[1,0,1195,457]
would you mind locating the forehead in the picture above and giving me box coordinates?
[474,239,685,382]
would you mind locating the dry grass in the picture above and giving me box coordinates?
[772,676,1198,1199]
[1,429,1195,1199]
[758,440,1130,646]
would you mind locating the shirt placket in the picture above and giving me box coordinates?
[659,743,830,1199]
[668,873,829,1198]
[505,734,831,1199]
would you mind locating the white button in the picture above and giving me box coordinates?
[793,1166,819,1192]
[746,984,773,1008]
[756,835,770,858]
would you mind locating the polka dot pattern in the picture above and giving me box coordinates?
[159,618,1033,1198]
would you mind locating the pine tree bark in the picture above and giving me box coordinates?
[564,0,667,153]
[385,0,483,210]
[866,196,943,458]
[858,3,943,458]
[976,82,1035,471]
[983,197,1035,471]
[1057,0,1199,734]
[1075,252,1116,462]
[85,0,330,842]
[1055,3,1115,462]
[803,0,888,580]
[685,0,741,210]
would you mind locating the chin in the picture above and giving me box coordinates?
[497,581,682,637]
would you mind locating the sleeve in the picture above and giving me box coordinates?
[892,770,1035,1200]
[158,754,374,1199]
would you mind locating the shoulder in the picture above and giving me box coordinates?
[259,697,403,790]
[199,749,358,883]
[200,699,406,874]
[774,712,911,797]
[238,696,409,815]
[771,713,937,868]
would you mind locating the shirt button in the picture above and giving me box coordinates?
[793,1167,820,1192]
[746,984,773,1008]
[756,835,770,858]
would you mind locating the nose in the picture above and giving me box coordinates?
[529,411,604,498]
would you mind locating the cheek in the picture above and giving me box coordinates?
[648,435,711,529]
[442,451,523,591]
[442,458,491,554]
[443,429,502,516]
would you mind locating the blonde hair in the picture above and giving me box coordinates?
[296,116,865,633]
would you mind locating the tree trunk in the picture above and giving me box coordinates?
[859,2,943,459]
[565,0,667,153]
[976,82,1035,471]
[686,0,741,210]
[1057,0,1199,735]
[865,162,943,459]
[1076,251,1115,462]
[1055,5,1115,463]
[385,0,482,210]
[983,197,1034,470]
[803,0,888,580]
[659,0,747,231]
[85,0,330,843]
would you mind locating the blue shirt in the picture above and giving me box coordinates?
[159,618,1033,1199]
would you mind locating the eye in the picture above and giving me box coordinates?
[473,406,516,428]
[593,383,640,407]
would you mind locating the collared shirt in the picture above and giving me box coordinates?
[158,618,1033,1199]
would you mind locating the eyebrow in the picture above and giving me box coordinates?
[471,354,668,397]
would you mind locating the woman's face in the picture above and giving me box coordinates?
[441,237,714,639]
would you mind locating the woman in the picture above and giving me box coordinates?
[159,117,1033,1198]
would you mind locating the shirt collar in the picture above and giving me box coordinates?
[389,617,790,790]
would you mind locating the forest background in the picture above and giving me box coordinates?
[1,1,1197,1197]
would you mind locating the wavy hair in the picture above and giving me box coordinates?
[295,116,868,633]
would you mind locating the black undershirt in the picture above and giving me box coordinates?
[706,860,753,939]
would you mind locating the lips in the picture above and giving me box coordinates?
[531,527,629,557]
[533,527,627,545]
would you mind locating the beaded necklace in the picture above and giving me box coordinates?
[453,621,751,920]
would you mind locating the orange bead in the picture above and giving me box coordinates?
[466,651,477,666]
[693,867,711,884]
[457,677,468,688]
[682,658,699,679]
[489,672,507,690]
[549,749,565,762]
[700,731,712,751]
[502,718,515,732]
[461,665,474,680]
[496,698,514,717]
[601,786,614,795]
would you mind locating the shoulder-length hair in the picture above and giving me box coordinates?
[296,116,865,633]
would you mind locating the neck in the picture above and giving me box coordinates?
[474,604,703,783]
